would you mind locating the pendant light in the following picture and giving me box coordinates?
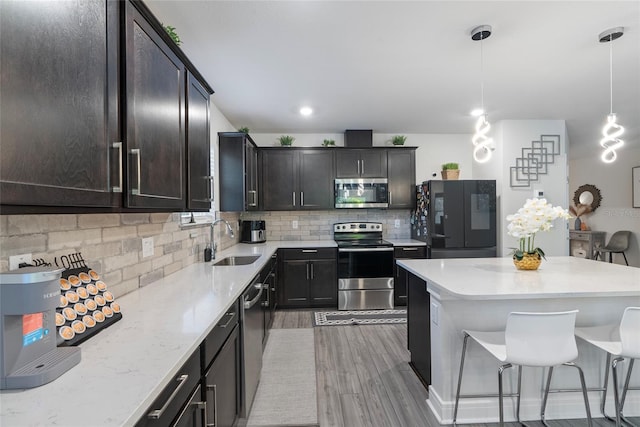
[470,25,493,163]
[599,27,625,163]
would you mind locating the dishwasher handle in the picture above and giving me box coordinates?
[243,283,264,309]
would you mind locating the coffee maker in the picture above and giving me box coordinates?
[0,267,81,389]
[240,220,266,243]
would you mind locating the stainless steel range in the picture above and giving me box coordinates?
[334,222,394,310]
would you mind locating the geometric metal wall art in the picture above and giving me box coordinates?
[509,134,561,188]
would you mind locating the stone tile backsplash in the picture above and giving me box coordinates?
[0,212,240,299]
[0,209,410,298]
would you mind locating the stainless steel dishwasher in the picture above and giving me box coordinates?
[240,274,265,418]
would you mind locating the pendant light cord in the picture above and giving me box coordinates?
[480,34,485,111]
[609,38,613,114]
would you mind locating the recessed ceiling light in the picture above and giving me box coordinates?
[300,107,313,116]
[470,108,484,117]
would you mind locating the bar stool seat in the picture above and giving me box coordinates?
[453,310,592,426]
[575,307,640,427]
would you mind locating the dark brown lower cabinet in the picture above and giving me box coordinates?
[393,245,427,306]
[204,325,240,427]
[278,248,337,308]
[135,350,202,427]
[407,269,431,387]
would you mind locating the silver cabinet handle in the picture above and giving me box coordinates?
[357,160,361,175]
[310,262,314,279]
[302,249,318,253]
[173,398,206,427]
[292,192,296,206]
[112,142,123,193]
[402,247,419,251]
[147,374,189,419]
[300,192,304,206]
[217,311,235,328]
[248,190,257,207]
[389,191,392,205]
[306,263,310,280]
[361,159,365,175]
[206,383,217,427]
[131,148,141,195]
[206,176,215,202]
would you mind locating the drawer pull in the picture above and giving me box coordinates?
[402,247,419,251]
[206,384,217,427]
[112,142,122,193]
[217,312,235,328]
[147,374,189,419]
[301,249,318,253]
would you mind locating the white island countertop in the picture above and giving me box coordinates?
[0,240,335,427]
[398,256,640,300]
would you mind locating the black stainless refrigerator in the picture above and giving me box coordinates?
[411,180,497,258]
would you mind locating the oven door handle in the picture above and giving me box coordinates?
[338,247,394,252]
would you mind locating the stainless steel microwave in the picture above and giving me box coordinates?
[334,178,389,208]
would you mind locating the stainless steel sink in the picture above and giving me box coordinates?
[213,255,260,266]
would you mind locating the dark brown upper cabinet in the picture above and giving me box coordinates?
[261,148,334,211]
[187,73,212,211]
[0,0,121,209]
[335,149,387,178]
[0,0,213,213]
[387,148,416,209]
[219,132,259,212]
[124,1,186,209]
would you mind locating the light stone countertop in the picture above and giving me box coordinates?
[1,238,431,426]
[385,238,426,247]
[397,256,640,300]
[0,240,336,427]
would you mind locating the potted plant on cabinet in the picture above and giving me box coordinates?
[278,135,295,146]
[391,135,407,146]
[441,162,460,180]
[238,127,249,134]
[322,139,335,147]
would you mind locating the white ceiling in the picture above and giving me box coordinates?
[145,0,640,160]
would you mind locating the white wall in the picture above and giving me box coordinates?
[569,147,640,267]
[472,120,570,257]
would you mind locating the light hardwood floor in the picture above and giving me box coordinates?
[270,309,638,427]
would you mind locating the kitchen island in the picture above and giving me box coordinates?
[397,256,640,424]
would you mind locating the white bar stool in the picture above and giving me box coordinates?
[453,310,592,426]
[575,307,640,427]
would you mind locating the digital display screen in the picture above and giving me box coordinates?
[23,313,44,347]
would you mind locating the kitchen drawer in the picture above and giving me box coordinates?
[570,232,590,241]
[202,301,238,370]
[280,247,336,260]
[394,246,427,259]
[136,350,201,427]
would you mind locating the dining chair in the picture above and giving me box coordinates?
[595,231,631,265]
[574,307,640,427]
[453,310,592,426]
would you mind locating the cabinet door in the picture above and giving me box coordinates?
[0,0,120,208]
[393,246,426,306]
[463,180,496,248]
[407,271,430,386]
[261,150,297,210]
[279,260,310,307]
[205,326,240,427]
[299,150,334,209]
[387,150,415,209]
[335,150,361,178]
[186,73,211,211]
[125,2,186,209]
[310,259,337,307]
[359,150,387,178]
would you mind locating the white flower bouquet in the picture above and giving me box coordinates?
[506,198,571,260]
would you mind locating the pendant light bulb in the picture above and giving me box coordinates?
[598,27,625,163]
[470,25,493,163]
[472,114,493,163]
